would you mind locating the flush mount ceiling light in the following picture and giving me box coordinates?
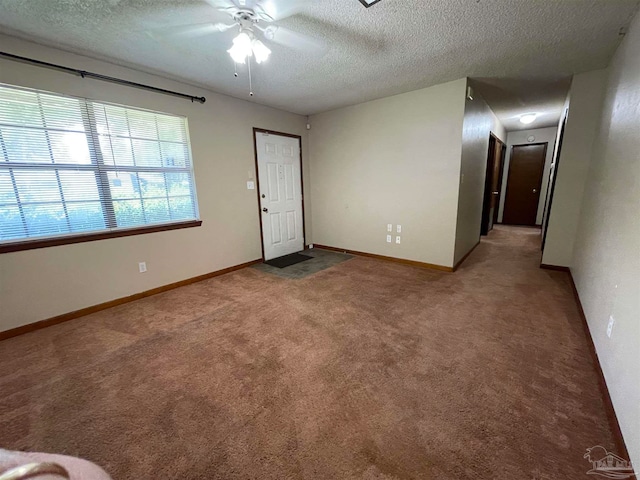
[358,0,384,7]
[519,113,538,125]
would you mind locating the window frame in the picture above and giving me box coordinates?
[0,84,202,254]
[0,219,202,254]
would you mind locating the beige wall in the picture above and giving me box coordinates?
[569,12,640,467]
[0,35,309,332]
[454,84,505,264]
[497,126,558,225]
[308,78,467,268]
[541,70,608,266]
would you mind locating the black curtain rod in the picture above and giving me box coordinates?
[0,51,206,104]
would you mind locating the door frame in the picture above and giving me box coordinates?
[502,142,548,226]
[252,127,306,261]
[481,132,505,235]
[496,142,507,225]
[541,112,568,251]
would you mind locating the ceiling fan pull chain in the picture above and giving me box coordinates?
[234,62,238,78]
[248,57,254,96]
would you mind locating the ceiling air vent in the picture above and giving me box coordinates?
[358,0,383,7]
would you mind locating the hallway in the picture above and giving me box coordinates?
[0,226,616,479]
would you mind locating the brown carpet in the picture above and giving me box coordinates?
[0,226,615,479]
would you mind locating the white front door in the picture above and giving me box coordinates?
[255,131,304,260]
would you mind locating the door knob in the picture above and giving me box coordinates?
[492,191,499,195]
[262,207,268,213]
[533,189,537,193]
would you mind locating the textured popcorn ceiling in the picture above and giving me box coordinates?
[0,0,638,126]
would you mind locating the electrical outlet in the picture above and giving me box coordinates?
[397,225,402,233]
[138,262,147,273]
[607,315,615,338]
[309,244,314,249]
[386,235,392,243]
[395,236,401,244]
[387,224,393,232]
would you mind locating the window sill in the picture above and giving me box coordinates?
[0,220,203,254]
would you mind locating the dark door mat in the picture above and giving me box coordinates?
[265,252,312,268]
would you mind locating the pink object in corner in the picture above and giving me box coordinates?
[0,449,111,480]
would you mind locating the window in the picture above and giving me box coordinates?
[0,84,200,251]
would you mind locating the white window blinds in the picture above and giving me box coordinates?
[0,83,199,244]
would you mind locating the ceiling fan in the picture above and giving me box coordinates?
[153,0,326,95]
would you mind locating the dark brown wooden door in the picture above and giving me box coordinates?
[503,143,547,226]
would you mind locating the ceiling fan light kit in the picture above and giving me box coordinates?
[227,28,271,65]
[217,7,272,97]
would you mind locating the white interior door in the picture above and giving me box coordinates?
[255,131,304,260]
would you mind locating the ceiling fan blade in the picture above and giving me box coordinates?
[261,25,328,55]
[149,22,235,40]
[258,0,313,21]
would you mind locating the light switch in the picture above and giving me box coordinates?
[247,181,255,190]
[387,224,393,232]
[397,225,402,233]
[386,235,392,243]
